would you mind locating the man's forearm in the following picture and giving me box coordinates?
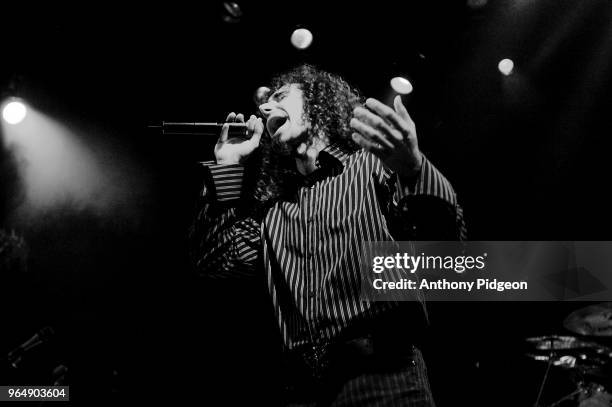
[189,162,260,278]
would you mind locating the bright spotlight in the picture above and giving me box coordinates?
[390,77,413,95]
[253,86,271,106]
[290,28,313,50]
[222,2,242,23]
[498,58,514,76]
[2,100,27,125]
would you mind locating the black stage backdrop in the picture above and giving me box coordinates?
[1,1,612,405]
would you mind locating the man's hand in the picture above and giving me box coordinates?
[214,112,263,165]
[350,96,423,177]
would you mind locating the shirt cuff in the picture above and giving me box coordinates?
[199,161,245,202]
[395,155,457,206]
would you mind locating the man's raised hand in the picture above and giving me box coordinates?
[214,112,263,165]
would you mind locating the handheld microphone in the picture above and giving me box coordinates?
[148,122,249,137]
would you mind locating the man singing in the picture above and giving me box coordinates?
[191,65,465,406]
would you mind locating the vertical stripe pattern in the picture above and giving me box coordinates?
[192,144,465,349]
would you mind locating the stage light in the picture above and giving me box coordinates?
[222,2,242,23]
[498,58,514,76]
[2,100,27,124]
[2,107,144,215]
[390,77,413,95]
[253,86,271,106]
[291,28,313,50]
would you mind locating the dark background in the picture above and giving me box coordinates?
[1,1,611,405]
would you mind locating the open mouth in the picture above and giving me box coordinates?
[267,115,288,136]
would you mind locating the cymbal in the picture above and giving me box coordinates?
[564,303,612,337]
[525,351,612,379]
[525,335,605,351]
[526,348,611,364]
[525,353,590,369]
[525,334,612,379]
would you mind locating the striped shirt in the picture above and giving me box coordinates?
[191,143,465,350]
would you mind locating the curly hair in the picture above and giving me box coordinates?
[247,64,364,214]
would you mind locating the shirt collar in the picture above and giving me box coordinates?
[315,142,351,170]
[300,143,350,187]
[319,143,351,166]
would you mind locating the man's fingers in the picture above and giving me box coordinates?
[349,118,395,150]
[219,112,237,143]
[365,98,411,135]
[248,118,263,148]
[393,95,412,122]
[246,115,257,133]
[353,107,402,144]
[246,115,263,145]
[220,112,261,151]
[351,132,385,155]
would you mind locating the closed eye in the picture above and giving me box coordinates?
[271,90,289,102]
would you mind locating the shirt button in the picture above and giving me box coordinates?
[308,291,315,298]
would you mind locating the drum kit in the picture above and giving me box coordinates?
[525,303,612,407]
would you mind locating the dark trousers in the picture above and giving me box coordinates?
[283,343,435,407]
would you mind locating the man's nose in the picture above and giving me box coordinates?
[259,101,275,118]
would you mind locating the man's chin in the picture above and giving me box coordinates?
[271,132,307,156]
[270,134,291,155]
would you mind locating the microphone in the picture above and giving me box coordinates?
[148,122,249,137]
[7,326,55,368]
